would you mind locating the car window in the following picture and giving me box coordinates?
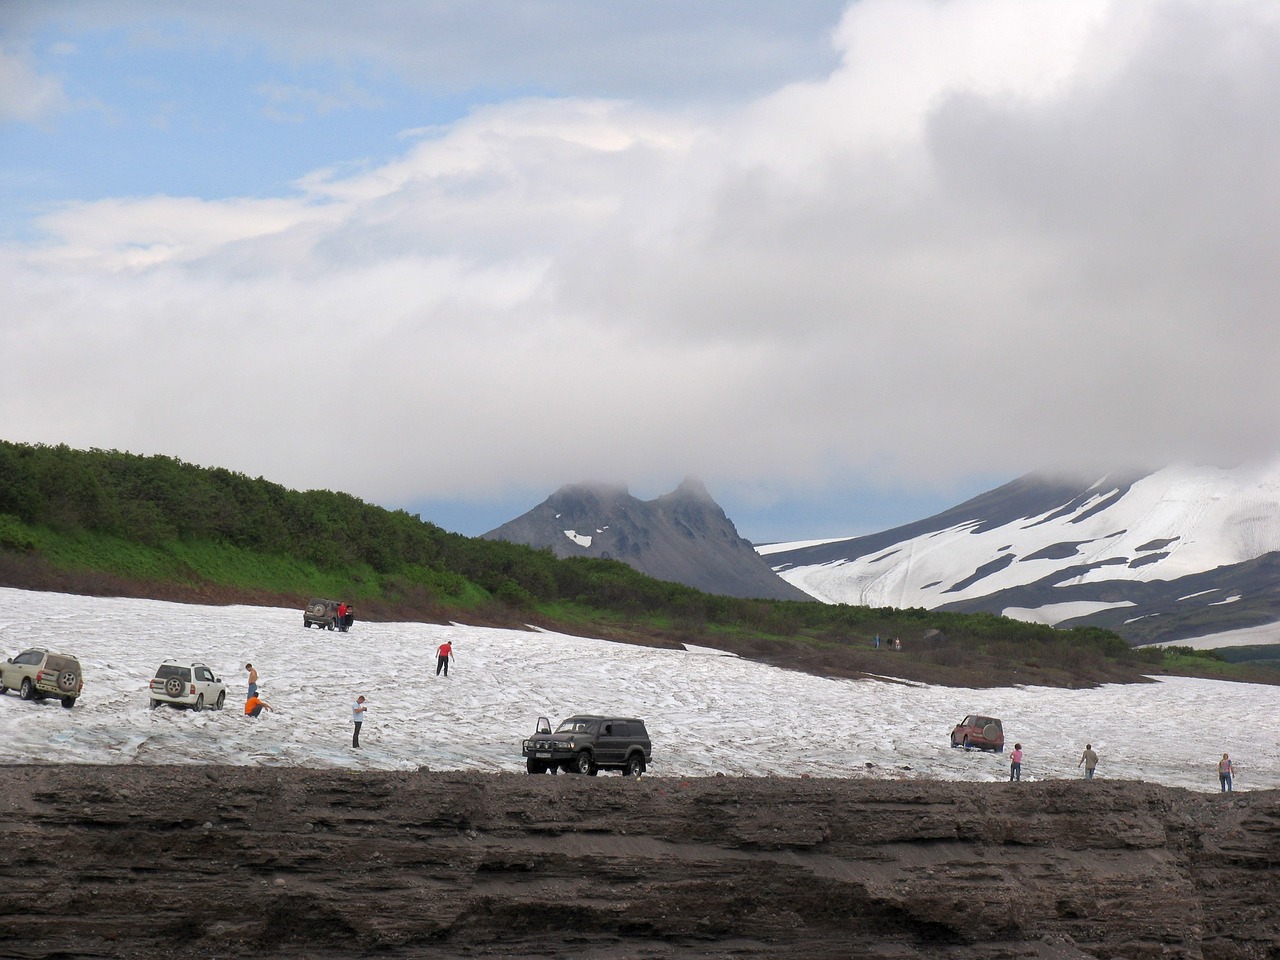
[611,722,630,737]
[46,655,78,671]
[196,667,212,681]
[17,651,42,665]
[155,665,190,681]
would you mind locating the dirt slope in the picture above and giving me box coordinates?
[2,766,1277,959]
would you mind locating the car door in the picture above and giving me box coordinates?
[597,720,628,767]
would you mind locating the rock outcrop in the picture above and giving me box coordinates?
[2,766,1277,958]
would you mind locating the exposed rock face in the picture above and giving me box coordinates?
[3,766,1278,959]
[484,477,810,601]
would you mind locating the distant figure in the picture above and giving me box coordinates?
[337,602,349,632]
[245,663,258,700]
[244,693,273,718]
[893,637,901,652]
[1009,743,1023,782]
[351,695,367,748]
[1218,753,1235,792]
[1078,744,1099,779]
[436,641,453,677]
[873,635,880,650]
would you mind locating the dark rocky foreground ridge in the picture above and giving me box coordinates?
[2,766,1278,959]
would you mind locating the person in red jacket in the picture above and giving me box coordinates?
[436,641,453,677]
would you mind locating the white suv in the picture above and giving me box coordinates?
[148,661,227,711]
[0,648,84,708]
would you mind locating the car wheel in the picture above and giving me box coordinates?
[193,694,204,712]
[20,678,34,701]
[962,736,970,749]
[150,699,161,709]
[215,691,226,710]
[625,754,645,777]
[574,752,597,776]
[164,677,184,698]
[0,683,7,696]
[951,735,959,748]
[61,696,75,709]
[526,758,544,775]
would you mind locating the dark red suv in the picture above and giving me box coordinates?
[950,715,1004,752]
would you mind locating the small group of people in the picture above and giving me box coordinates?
[238,641,457,750]
[1008,742,1236,791]
[871,635,902,651]
[1006,742,1089,782]
[243,662,273,718]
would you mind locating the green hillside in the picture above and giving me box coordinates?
[0,439,1264,688]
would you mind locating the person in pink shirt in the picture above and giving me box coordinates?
[1009,743,1023,782]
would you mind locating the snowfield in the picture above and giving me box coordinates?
[1,586,1277,793]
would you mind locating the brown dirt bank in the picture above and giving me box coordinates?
[2,766,1277,959]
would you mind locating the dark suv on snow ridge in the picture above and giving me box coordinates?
[522,715,651,776]
[303,598,340,629]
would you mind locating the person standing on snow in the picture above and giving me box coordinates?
[1218,753,1235,792]
[245,663,258,700]
[1078,744,1099,779]
[351,695,367,748]
[436,640,453,677]
[1009,743,1024,782]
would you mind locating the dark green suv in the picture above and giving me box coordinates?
[522,714,651,776]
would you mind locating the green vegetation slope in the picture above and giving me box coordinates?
[0,440,1264,688]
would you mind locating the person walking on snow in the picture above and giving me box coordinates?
[1009,743,1023,782]
[351,695,367,748]
[436,641,453,676]
[1219,753,1235,792]
[1078,744,1099,779]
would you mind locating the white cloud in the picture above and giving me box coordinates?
[0,45,69,123]
[5,0,1280,518]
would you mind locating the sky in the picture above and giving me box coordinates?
[4,1,1280,543]
[4,586,1278,790]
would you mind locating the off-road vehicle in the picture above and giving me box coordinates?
[303,598,340,629]
[522,714,651,776]
[0,648,83,708]
[950,715,1005,752]
[148,660,227,711]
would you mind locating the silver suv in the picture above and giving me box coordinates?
[148,661,227,711]
[0,649,83,708]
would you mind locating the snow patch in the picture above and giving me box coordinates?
[563,529,592,548]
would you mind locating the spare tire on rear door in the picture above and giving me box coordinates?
[983,723,999,741]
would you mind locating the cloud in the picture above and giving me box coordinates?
[0,45,69,123]
[4,0,1280,520]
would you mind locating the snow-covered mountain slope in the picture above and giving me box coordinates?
[761,462,1280,648]
[2,587,1278,791]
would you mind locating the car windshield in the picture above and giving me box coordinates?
[555,719,595,734]
[154,665,190,681]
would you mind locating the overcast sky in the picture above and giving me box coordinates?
[4,0,1279,543]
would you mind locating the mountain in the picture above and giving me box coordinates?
[483,477,811,602]
[760,461,1280,648]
